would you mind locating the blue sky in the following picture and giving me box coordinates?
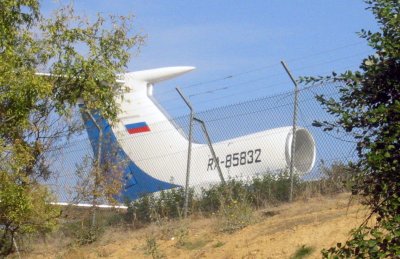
[41,1,378,116]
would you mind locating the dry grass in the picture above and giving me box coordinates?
[20,193,367,259]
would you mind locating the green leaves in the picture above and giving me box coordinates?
[0,144,60,256]
[41,5,144,122]
[0,0,39,48]
[306,0,400,257]
[311,121,323,127]
[0,2,143,256]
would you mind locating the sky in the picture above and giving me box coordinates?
[41,0,378,116]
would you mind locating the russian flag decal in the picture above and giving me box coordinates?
[125,122,151,134]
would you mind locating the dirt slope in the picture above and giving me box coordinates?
[26,193,367,259]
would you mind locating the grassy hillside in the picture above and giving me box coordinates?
[20,193,368,259]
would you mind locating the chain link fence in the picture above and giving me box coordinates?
[42,81,358,221]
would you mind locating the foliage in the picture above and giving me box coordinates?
[216,190,255,233]
[0,0,39,47]
[319,161,356,194]
[174,224,189,247]
[197,172,300,213]
[0,161,60,255]
[57,206,126,246]
[126,187,192,226]
[197,178,248,213]
[124,170,344,228]
[301,0,400,257]
[299,161,359,196]
[177,238,209,250]
[42,5,143,121]
[44,163,353,248]
[249,171,299,206]
[0,0,143,256]
[74,222,104,246]
[145,236,165,259]
[291,245,314,259]
[212,240,225,248]
[74,134,126,211]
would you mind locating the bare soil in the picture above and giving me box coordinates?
[23,193,368,259]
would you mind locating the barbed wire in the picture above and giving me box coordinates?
[156,40,367,95]
[136,60,364,113]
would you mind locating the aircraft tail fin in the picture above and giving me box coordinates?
[80,66,196,200]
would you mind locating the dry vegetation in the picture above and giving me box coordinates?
[18,193,369,259]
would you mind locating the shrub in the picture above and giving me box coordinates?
[0,173,60,256]
[125,188,194,226]
[123,166,350,228]
[145,235,164,259]
[217,195,255,233]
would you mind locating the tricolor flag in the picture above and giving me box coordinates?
[125,122,151,134]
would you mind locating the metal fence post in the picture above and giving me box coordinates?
[281,61,299,203]
[176,87,227,217]
[176,87,194,218]
[194,117,225,184]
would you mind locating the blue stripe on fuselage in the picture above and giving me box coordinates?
[79,107,179,201]
[125,122,148,130]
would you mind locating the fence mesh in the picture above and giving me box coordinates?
[43,81,358,206]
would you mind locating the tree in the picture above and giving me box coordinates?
[0,0,143,255]
[301,0,399,257]
[0,146,60,255]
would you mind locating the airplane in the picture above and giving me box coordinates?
[80,66,316,201]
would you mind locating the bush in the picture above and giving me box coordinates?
[216,194,255,233]
[145,235,165,259]
[125,171,301,226]
[123,165,352,229]
[0,173,60,256]
[125,188,194,226]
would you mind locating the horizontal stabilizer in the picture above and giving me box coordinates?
[124,66,195,84]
